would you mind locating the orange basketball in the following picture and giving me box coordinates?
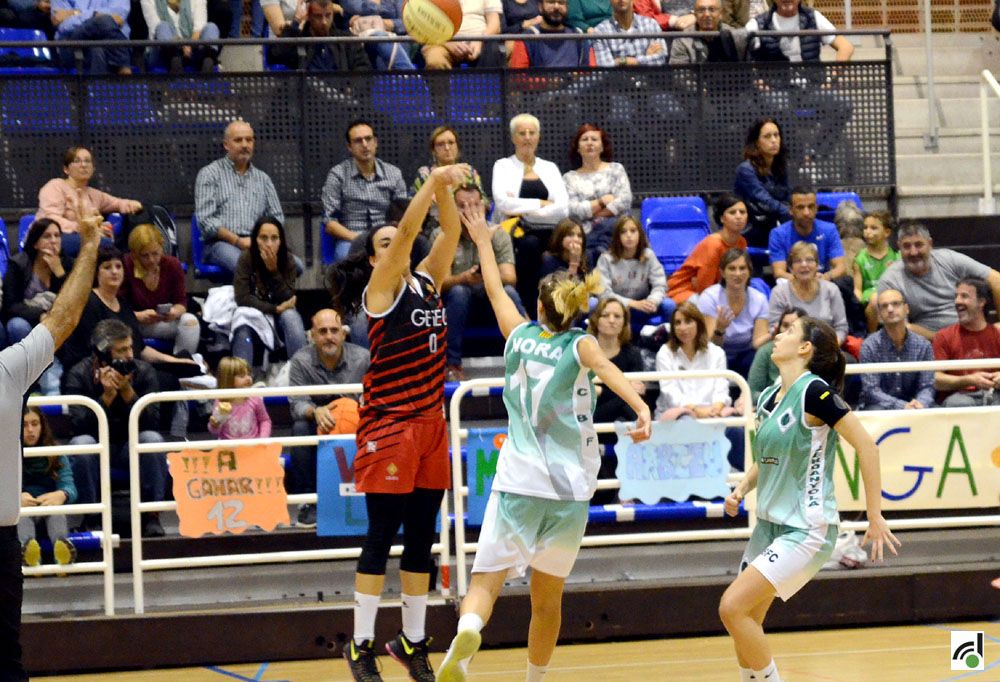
[402,0,463,45]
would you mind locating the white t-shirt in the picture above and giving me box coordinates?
[457,0,503,37]
[746,10,836,61]
[654,342,731,417]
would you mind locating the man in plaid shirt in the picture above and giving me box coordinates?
[592,0,668,67]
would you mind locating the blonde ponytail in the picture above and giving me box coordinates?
[542,271,604,331]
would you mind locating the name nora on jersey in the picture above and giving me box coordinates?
[510,336,564,361]
[411,308,446,327]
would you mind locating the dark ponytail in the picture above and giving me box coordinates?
[800,317,846,394]
[326,229,377,318]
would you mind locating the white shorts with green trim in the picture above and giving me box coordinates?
[471,491,589,579]
[740,518,838,601]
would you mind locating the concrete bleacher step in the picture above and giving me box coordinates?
[895,127,1000,155]
[892,74,983,100]
[896,151,1000,185]
[893,96,1000,130]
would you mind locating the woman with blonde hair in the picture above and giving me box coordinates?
[438,202,651,682]
[122,223,200,355]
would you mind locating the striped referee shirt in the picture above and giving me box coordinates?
[194,157,284,240]
[592,14,668,67]
[321,158,407,233]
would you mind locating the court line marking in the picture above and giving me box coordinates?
[204,664,288,682]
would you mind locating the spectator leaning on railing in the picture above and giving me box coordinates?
[592,0,667,67]
[669,0,748,64]
[141,0,220,72]
[51,0,132,74]
[421,0,502,69]
[508,0,593,67]
[268,0,374,71]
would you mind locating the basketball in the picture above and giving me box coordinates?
[402,0,463,45]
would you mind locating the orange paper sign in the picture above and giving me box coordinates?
[168,444,289,538]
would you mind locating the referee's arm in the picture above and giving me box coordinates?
[40,216,102,350]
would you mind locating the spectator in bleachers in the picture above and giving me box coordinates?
[2,219,71,358]
[37,146,142,257]
[719,0,758,28]
[51,0,132,73]
[209,356,272,438]
[232,216,306,372]
[858,289,934,411]
[698,247,768,378]
[2,0,55,37]
[596,214,672,332]
[541,218,588,279]
[877,222,1000,341]
[768,187,846,282]
[493,113,569,314]
[633,0,693,30]
[733,117,790,246]
[747,0,852,62]
[592,0,667,67]
[439,184,523,382]
[342,0,418,70]
[19,406,77,568]
[65,318,168,537]
[654,302,733,420]
[669,0,746,63]
[501,0,539,33]
[508,0,593,67]
[667,193,748,305]
[410,126,485,227]
[141,0,220,72]
[268,0,374,71]
[322,119,407,264]
[286,308,368,526]
[194,120,285,274]
[122,224,200,356]
[563,123,632,264]
[421,0,501,69]
[853,211,899,333]
[567,0,608,30]
[747,306,803,402]
[932,277,1000,407]
[768,241,847,343]
[260,0,302,34]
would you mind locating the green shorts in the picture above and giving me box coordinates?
[472,491,589,579]
[740,518,838,601]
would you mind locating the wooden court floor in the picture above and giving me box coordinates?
[41,620,999,682]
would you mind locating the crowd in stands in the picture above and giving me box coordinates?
[8,0,998,554]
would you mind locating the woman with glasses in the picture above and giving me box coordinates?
[410,126,485,228]
[36,146,143,257]
[768,241,848,344]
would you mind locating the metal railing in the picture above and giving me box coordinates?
[22,395,115,615]
[980,69,1000,214]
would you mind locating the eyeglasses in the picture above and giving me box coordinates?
[71,159,93,166]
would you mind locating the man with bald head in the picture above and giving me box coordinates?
[286,308,370,526]
[194,119,285,274]
[858,288,935,410]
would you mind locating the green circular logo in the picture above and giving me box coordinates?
[965,654,980,669]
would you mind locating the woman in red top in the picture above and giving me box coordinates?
[667,193,749,305]
[328,163,468,682]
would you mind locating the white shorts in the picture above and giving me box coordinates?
[471,491,589,579]
[740,519,838,601]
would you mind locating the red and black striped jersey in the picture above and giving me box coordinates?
[360,271,446,417]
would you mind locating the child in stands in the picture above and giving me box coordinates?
[209,357,272,440]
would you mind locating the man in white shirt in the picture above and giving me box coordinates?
[422,0,503,69]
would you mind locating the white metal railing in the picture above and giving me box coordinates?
[22,396,115,615]
[126,383,450,614]
[981,69,1000,215]
[923,0,939,151]
[448,370,755,598]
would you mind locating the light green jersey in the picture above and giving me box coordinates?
[495,322,599,501]
[753,373,840,529]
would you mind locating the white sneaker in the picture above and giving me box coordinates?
[437,629,482,682]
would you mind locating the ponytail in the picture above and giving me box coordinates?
[539,270,603,332]
[800,317,846,394]
[326,230,377,318]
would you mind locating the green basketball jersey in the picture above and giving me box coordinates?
[753,372,840,529]
[495,322,599,502]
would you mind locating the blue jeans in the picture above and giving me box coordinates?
[58,15,131,74]
[149,21,220,70]
[70,432,167,504]
[444,282,524,366]
[204,240,304,276]
[232,309,307,366]
[10,317,59,393]
[628,298,676,334]
[364,32,416,70]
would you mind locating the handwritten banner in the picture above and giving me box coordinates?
[614,420,731,505]
[168,444,288,538]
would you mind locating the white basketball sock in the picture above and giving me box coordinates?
[401,593,428,643]
[740,667,754,682]
[457,612,485,634]
[526,661,548,681]
[752,660,782,681]
[353,592,380,645]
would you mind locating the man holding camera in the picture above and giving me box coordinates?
[64,319,168,538]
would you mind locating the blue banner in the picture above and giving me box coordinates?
[614,420,731,504]
[464,428,507,526]
[316,436,369,536]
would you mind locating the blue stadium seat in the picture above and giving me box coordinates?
[190,215,229,282]
[448,73,501,123]
[641,197,711,274]
[0,79,75,134]
[320,217,337,265]
[815,191,862,224]
[0,27,58,74]
[19,213,123,249]
[86,82,159,128]
[372,74,438,125]
[0,218,9,277]
[749,277,771,300]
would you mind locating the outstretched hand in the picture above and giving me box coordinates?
[862,514,901,562]
[430,163,472,189]
[460,203,493,245]
[78,214,102,247]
